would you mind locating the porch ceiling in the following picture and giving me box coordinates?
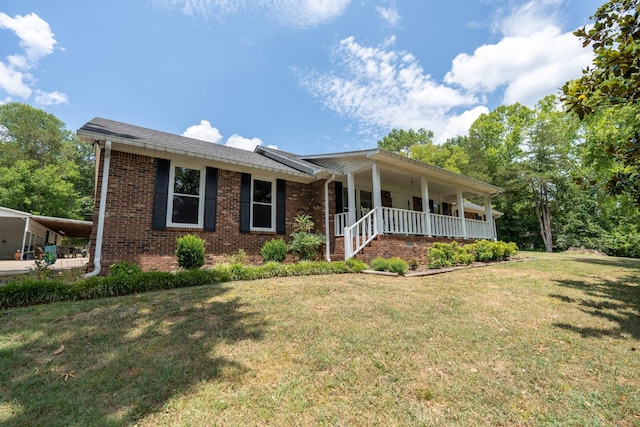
[303,149,503,197]
[354,167,474,201]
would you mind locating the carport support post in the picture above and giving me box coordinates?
[20,217,29,261]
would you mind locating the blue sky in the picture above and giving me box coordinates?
[1,0,600,153]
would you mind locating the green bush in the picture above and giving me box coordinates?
[371,257,389,271]
[345,258,368,273]
[288,232,324,261]
[602,226,640,258]
[426,242,457,269]
[288,214,324,261]
[175,234,205,270]
[370,257,408,274]
[109,261,142,277]
[387,257,408,274]
[226,249,249,265]
[408,259,419,270]
[0,259,369,309]
[261,238,287,263]
[427,240,518,269]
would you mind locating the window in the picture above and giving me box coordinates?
[342,187,350,213]
[360,190,372,210]
[251,178,275,231]
[168,165,204,227]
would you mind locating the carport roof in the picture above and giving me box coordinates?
[0,207,92,239]
[32,216,93,239]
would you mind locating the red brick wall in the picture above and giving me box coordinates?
[355,235,477,264]
[88,149,317,274]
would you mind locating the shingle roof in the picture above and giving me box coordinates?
[78,118,316,179]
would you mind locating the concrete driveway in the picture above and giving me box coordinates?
[0,257,90,276]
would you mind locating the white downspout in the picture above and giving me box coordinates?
[83,140,111,278]
[324,174,336,262]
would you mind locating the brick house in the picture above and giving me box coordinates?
[78,118,503,274]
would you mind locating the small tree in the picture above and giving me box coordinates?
[175,234,205,270]
[288,214,324,261]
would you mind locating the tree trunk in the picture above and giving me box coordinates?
[531,179,554,252]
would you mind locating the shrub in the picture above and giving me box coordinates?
[261,239,287,263]
[467,240,494,262]
[109,261,142,277]
[288,215,324,261]
[176,234,205,270]
[345,258,368,273]
[0,259,369,309]
[371,257,389,271]
[426,242,457,269]
[428,240,518,269]
[226,249,249,265]
[408,259,419,271]
[387,257,408,274]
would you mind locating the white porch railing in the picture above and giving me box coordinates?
[465,217,494,239]
[335,212,349,237]
[343,208,379,260]
[338,207,496,259]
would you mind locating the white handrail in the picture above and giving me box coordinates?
[339,207,496,259]
[344,208,379,260]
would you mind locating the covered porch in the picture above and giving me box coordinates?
[302,149,503,260]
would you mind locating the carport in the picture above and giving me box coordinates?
[0,207,92,260]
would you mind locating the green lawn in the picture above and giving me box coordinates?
[1,252,639,426]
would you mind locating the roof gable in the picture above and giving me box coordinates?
[78,118,316,180]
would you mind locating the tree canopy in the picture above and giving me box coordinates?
[0,103,94,219]
[562,0,640,205]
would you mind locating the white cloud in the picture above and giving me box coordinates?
[0,13,67,104]
[440,106,490,142]
[183,119,223,143]
[445,0,594,107]
[35,90,68,106]
[376,3,400,27]
[0,12,57,62]
[297,36,482,143]
[154,0,351,28]
[183,120,276,151]
[0,61,32,98]
[226,134,264,151]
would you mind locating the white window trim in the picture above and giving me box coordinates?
[167,162,206,228]
[250,177,276,232]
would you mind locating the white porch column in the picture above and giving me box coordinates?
[484,194,495,241]
[457,188,467,239]
[347,172,356,226]
[421,177,432,236]
[484,194,492,221]
[372,162,383,234]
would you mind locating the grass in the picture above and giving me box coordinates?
[1,252,639,426]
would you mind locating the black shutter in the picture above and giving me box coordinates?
[204,167,218,231]
[239,173,251,233]
[152,158,170,230]
[429,199,434,213]
[335,181,343,214]
[276,179,286,234]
